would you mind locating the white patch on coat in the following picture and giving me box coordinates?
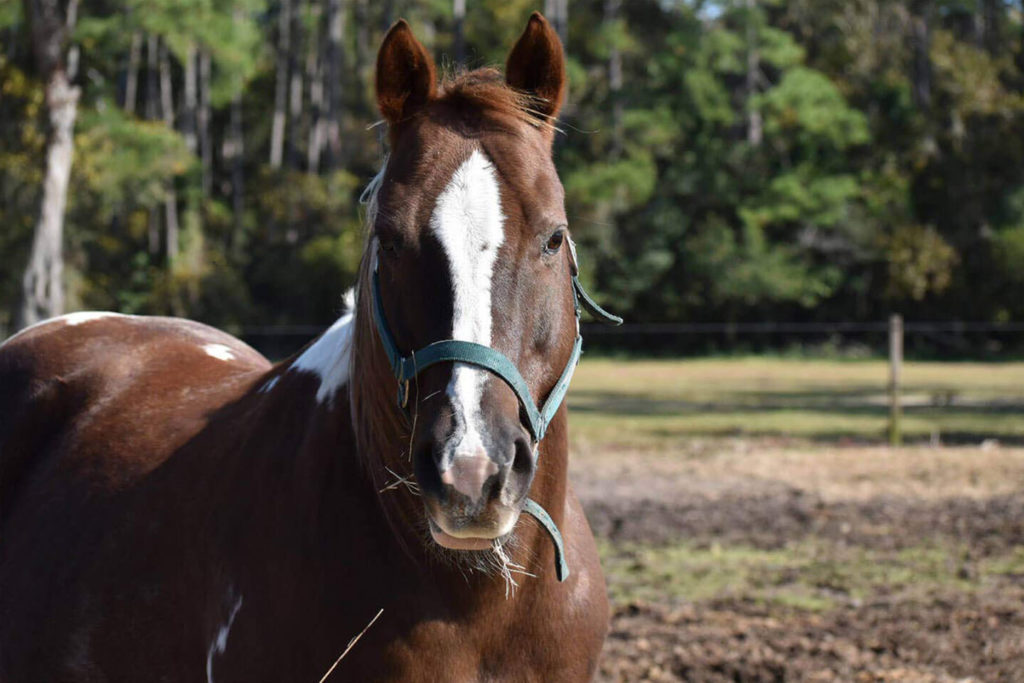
[64,311,122,326]
[205,594,244,683]
[290,312,354,404]
[341,287,356,314]
[430,150,505,469]
[1,311,124,349]
[202,343,236,361]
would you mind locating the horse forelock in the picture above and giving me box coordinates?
[434,68,551,132]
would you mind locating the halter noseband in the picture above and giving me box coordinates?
[370,241,621,582]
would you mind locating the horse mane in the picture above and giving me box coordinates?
[348,227,407,492]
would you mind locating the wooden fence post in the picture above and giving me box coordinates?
[889,314,903,446]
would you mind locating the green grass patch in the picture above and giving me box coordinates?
[570,358,1024,445]
[597,539,1011,612]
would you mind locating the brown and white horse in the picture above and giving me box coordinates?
[0,13,608,682]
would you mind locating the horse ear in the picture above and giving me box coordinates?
[505,12,566,122]
[376,19,437,127]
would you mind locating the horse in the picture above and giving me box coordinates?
[0,13,616,682]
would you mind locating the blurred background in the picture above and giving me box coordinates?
[3,1,1024,680]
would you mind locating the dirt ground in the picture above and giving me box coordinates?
[571,440,1024,682]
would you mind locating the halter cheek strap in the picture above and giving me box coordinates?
[370,249,620,582]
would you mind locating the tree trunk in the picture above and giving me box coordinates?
[604,0,623,158]
[287,0,306,168]
[198,49,212,196]
[307,2,324,173]
[910,0,932,110]
[453,0,465,66]
[158,39,179,261]
[324,0,345,170]
[19,72,76,326]
[379,0,394,31]
[124,31,142,114]
[144,34,161,256]
[355,0,370,89]
[270,0,292,169]
[145,33,158,120]
[228,93,245,250]
[745,0,763,147]
[148,209,160,255]
[182,43,198,154]
[978,0,1001,53]
[544,0,568,47]
[18,0,80,329]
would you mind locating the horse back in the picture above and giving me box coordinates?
[0,312,269,514]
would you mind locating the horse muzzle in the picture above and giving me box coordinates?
[426,508,518,551]
[415,417,535,551]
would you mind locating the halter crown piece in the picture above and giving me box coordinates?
[370,239,622,582]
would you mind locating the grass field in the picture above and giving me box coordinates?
[569,357,1024,447]
[567,358,1024,681]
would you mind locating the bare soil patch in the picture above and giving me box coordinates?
[574,441,1024,681]
[598,593,1024,682]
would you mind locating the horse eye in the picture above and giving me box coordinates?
[378,237,398,256]
[544,230,565,254]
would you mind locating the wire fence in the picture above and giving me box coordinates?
[239,319,1024,359]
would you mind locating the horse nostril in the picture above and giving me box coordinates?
[413,443,444,499]
[511,437,534,477]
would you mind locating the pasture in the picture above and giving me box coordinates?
[568,358,1024,681]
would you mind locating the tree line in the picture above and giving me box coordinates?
[2,1,1024,349]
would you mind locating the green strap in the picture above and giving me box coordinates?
[398,339,549,441]
[372,270,584,441]
[573,276,623,326]
[522,498,569,582]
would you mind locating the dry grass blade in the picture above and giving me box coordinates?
[492,540,519,599]
[317,608,384,683]
[378,466,420,495]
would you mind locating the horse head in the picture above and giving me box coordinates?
[359,14,582,555]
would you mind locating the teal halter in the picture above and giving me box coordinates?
[370,242,621,582]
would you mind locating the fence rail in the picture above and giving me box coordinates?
[575,321,1024,335]
[233,317,1024,365]
[235,320,1024,337]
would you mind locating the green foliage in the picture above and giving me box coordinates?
[686,216,839,307]
[884,225,958,301]
[3,0,1024,341]
[244,169,363,324]
[757,67,870,151]
[72,105,193,220]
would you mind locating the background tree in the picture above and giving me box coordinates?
[17,0,80,327]
[1,0,1023,354]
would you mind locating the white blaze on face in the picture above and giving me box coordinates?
[431,150,505,480]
